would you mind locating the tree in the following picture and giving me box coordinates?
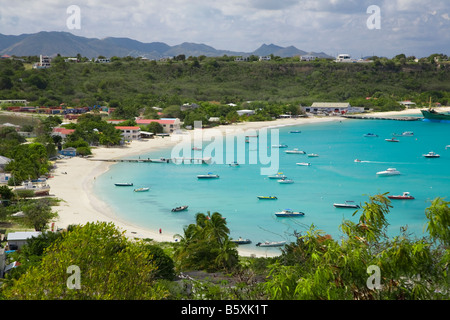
[147,121,163,134]
[2,222,169,300]
[425,197,450,246]
[22,198,58,231]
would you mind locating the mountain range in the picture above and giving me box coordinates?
[0,31,333,60]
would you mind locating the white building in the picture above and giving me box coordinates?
[135,118,181,134]
[33,55,51,69]
[302,103,364,115]
[115,126,141,141]
[335,54,354,63]
[6,231,42,250]
[237,109,255,116]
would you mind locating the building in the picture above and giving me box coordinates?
[59,147,77,157]
[6,231,42,250]
[302,103,364,115]
[115,126,141,141]
[236,109,255,116]
[300,55,318,61]
[52,127,75,140]
[135,118,181,134]
[0,156,11,171]
[0,99,28,105]
[335,54,354,63]
[33,55,51,69]
[398,101,416,108]
[259,56,271,61]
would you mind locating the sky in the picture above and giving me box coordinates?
[0,0,449,58]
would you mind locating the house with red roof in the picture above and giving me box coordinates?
[52,127,75,140]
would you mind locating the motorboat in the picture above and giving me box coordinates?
[354,159,361,162]
[133,187,149,192]
[376,168,401,176]
[423,151,440,158]
[150,157,169,163]
[290,130,302,133]
[268,172,286,179]
[393,131,414,137]
[256,241,286,247]
[385,138,399,142]
[285,148,306,154]
[296,162,311,166]
[115,182,133,186]
[197,173,220,179]
[388,192,415,200]
[230,237,252,245]
[278,178,294,184]
[333,201,360,209]
[272,144,288,148]
[364,133,378,137]
[229,162,240,167]
[275,209,305,217]
[171,205,188,212]
[307,153,319,157]
[257,196,278,200]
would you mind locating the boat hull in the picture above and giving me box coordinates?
[421,110,450,123]
[388,196,415,200]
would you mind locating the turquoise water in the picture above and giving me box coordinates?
[94,118,450,254]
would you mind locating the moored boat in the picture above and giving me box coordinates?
[256,241,286,247]
[268,172,286,179]
[257,196,278,200]
[392,131,414,137]
[285,148,306,154]
[115,182,133,186]
[275,209,305,217]
[278,178,294,184]
[197,173,220,179]
[296,162,311,166]
[423,151,440,158]
[133,187,149,192]
[376,168,401,176]
[307,153,319,157]
[388,192,415,200]
[385,138,399,142]
[290,130,302,133]
[230,237,252,245]
[171,205,188,212]
[421,108,450,122]
[272,144,288,148]
[333,201,360,209]
[364,133,378,137]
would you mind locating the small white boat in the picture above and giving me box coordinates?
[228,161,240,167]
[445,145,450,149]
[275,209,305,217]
[334,201,360,209]
[197,173,220,179]
[256,241,286,247]
[296,162,311,166]
[272,144,288,148]
[307,153,319,157]
[377,168,401,176]
[285,148,306,154]
[278,178,294,184]
[171,205,188,212]
[423,151,440,158]
[268,173,286,179]
[150,157,169,163]
[290,130,301,133]
[133,187,149,192]
[385,138,399,142]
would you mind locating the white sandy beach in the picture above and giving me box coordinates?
[47,107,448,257]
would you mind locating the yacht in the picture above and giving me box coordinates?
[275,209,305,217]
[376,168,401,176]
[388,192,415,200]
[334,201,360,209]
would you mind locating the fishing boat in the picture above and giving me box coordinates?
[115,182,133,186]
[296,162,311,166]
[364,133,378,137]
[257,196,278,200]
[307,153,319,157]
[423,151,440,158]
[197,173,220,179]
[171,205,188,212]
[268,172,286,179]
[421,108,450,123]
[376,168,401,176]
[272,144,288,148]
[285,148,306,154]
[230,237,252,245]
[393,131,414,137]
[133,187,149,192]
[388,192,415,200]
[290,130,302,133]
[385,138,399,142]
[333,201,360,209]
[275,209,305,217]
[256,241,286,247]
[278,178,294,184]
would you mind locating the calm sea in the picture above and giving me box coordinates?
[94,117,450,254]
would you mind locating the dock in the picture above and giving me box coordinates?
[341,115,422,121]
[89,157,212,164]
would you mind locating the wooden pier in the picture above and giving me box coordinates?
[341,115,422,121]
[89,157,212,164]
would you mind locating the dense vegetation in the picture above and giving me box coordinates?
[0,195,448,300]
[1,54,450,114]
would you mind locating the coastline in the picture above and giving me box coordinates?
[47,108,442,257]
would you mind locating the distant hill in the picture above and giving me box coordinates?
[0,31,333,59]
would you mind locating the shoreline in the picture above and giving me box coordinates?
[47,108,443,257]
